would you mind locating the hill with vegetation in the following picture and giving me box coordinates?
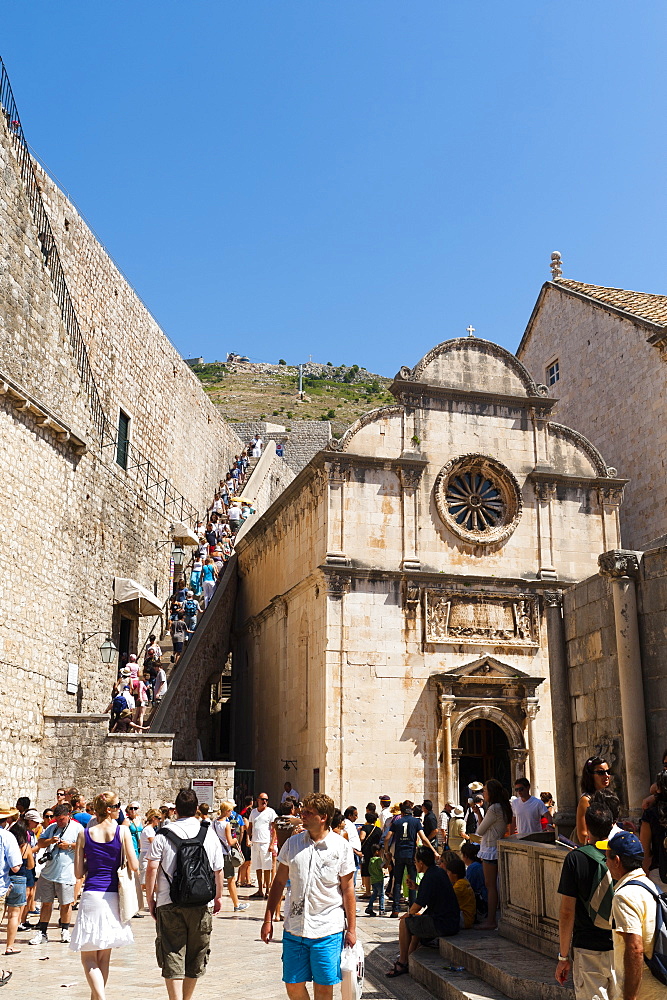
[191,358,395,437]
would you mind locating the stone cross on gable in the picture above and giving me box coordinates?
[466,325,475,337]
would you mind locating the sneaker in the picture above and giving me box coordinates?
[60,927,71,943]
[29,931,48,945]
[17,922,32,931]
[233,903,249,912]
[365,908,376,917]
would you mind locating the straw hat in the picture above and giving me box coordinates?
[0,800,19,821]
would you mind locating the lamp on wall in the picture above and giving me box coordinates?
[81,632,119,665]
[282,759,298,772]
[171,544,186,570]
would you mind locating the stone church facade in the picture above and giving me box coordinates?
[233,337,623,807]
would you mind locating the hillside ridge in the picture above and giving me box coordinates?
[192,357,395,437]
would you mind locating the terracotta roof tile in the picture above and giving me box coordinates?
[555,279,667,328]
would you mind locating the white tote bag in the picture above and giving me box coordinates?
[340,941,365,1000]
[117,835,141,924]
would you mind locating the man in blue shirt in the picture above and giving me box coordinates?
[384,800,435,917]
[30,804,79,945]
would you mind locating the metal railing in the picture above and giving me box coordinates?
[0,56,199,526]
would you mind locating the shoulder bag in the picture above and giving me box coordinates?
[117,829,141,923]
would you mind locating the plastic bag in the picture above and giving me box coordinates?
[340,941,365,1000]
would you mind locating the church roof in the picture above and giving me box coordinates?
[553,278,667,328]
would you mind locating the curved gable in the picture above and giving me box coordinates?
[399,338,544,398]
[329,404,403,455]
[548,422,610,478]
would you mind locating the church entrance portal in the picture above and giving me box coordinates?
[458,719,511,802]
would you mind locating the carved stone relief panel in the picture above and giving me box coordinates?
[425,590,539,646]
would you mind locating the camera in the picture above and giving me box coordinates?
[42,848,55,862]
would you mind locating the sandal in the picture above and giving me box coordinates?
[0,971,12,986]
[3,950,20,955]
[386,961,409,978]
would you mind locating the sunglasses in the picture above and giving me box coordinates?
[110,802,121,809]
[592,770,610,777]
[258,798,268,802]
[44,813,54,819]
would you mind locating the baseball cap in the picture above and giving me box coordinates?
[596,831,644,860]
[24,809,41,823]
[379,794,391,802]
[128,801,141,809]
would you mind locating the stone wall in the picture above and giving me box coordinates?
[563,573,624,800]
[637,543,667,771]
[233,419,332,475]
[518,284,667,549]
[0,113,242,800]
[38,715,234,812]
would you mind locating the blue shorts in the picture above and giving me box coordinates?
[282,930,344,985]
[6,874,27,907]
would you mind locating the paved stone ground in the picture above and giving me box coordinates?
[0,891,436,1000]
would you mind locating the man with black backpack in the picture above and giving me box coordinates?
[603,831,667,1000]
[145,788,224,1000]
[555,801,616,1000]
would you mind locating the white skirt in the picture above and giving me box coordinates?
[69,890,134,952]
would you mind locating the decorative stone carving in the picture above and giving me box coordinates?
[543,590,563,609]
[525,698,540,720]
[399,467,422,490]
[326,461,350,483]
[598,486,624,507]
[326,572,351,597]
[598,550,640,579]
[434,454,522,545]
[400,393,422,409]
[403,580,420,609]
[425,591,539,646]
[534,481,557,503]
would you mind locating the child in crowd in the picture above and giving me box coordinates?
[443,851,476,928]
[461,842,487,918]
[365,842,387,916]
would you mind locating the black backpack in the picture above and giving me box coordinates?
[625,880,667,986]
[157,822,216,907]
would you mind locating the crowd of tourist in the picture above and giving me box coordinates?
[1,757,666,998]
[107,441,263,732]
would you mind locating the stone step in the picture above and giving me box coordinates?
[437,931,574,1000]
[409,948,512,1000]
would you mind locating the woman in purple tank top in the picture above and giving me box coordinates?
[70,791,138,1000]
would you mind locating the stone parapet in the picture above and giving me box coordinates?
[498,838,567,959]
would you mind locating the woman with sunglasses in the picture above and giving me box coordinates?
[70,791,138,1000]
[576,756,611,842]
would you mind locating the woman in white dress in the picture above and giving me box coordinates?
[70,791,139,1000]
[139,809,160,891]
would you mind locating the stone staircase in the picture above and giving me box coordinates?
[408,931,574,1000]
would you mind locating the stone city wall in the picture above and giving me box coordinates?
[38,715,234,811]
[233,419,332,475]
[0,115,242,800]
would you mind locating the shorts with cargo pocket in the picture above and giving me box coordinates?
[155,903,212,980]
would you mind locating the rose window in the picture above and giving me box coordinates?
[434,455,522,545]
[446,472,503,532]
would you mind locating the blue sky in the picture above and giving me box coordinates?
[3,3,666,375]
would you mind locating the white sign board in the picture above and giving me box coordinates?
[191,779,215,808]
[67,662,79,695]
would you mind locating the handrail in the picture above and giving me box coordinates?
[0,56,199,526]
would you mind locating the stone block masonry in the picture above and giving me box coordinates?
[233,419,332,475]
[39,716,234,809]
[0,109,242,801]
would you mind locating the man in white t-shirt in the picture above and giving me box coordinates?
[146,788,224,1000]
[511,778,548,837]
[248,793,277,899]
[378,795,393,826]
[281,781,300,804]
[262,792,356,998]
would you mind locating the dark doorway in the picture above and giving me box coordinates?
[458,719,511,802]
[118,616,133,669]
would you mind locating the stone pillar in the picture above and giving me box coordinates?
[326,572,350,806]
[525,699,540,788]
[399,467,422,571]
[325,462,349,565]
[598,485,624,553]
[509,748,528,785]
[598,550,650,815]
[544,591,577,815]
[534,481,557,581]
[440,695,456,803]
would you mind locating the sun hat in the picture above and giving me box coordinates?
[0,800,19,820]
[451,805,465,817]
[120,667,131,678]
[468,781,484,792]
[24,809,41,823]
[119,708,132,718]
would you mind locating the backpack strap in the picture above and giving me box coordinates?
[155,826,183,847]
[626,879,660,897]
